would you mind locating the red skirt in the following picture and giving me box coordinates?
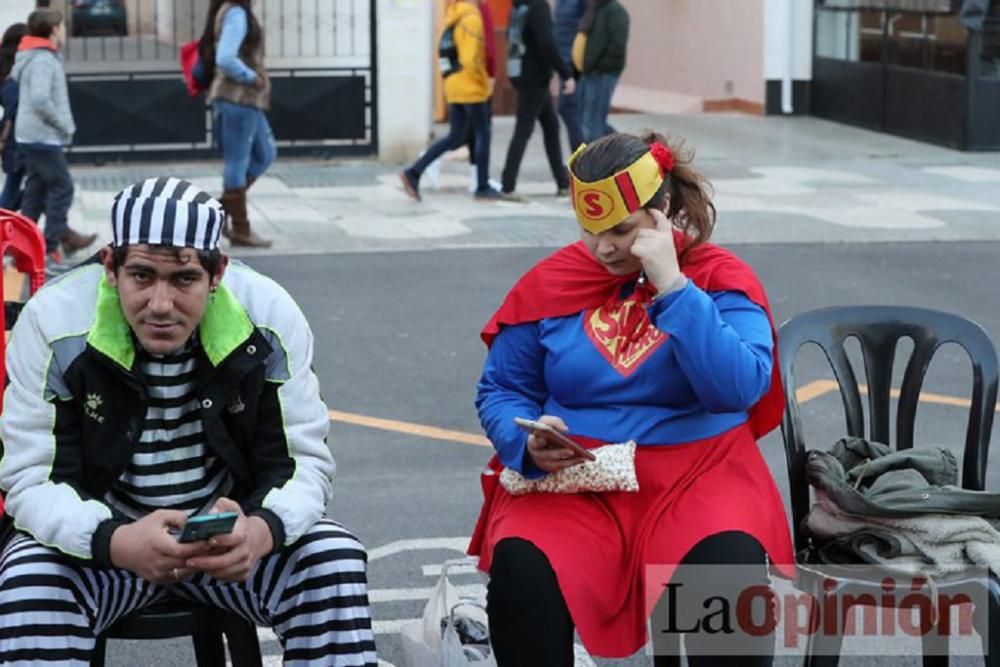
[468,423,795,658]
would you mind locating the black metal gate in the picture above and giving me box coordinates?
[811,1,1000,150]
[56,0,376,162]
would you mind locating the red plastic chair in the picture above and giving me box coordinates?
[0,209,46,519]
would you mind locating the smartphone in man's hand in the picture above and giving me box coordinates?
[173,512,239,543]
[513,417,598,461]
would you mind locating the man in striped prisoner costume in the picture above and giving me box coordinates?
[0,177,377,665]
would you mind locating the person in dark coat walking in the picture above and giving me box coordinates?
[576,0,629,142]
[499,0,574,200]
[553,0,585,153]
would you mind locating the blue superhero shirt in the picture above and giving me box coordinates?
[476,281,773,479]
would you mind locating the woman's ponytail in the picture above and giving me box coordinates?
[639,130,716,259]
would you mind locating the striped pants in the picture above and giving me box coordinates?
[0,519,378,666]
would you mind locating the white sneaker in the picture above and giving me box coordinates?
[423,152,442,191]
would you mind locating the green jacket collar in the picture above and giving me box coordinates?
[87,277,254,370]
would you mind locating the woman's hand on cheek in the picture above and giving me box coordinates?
[629,209,681,292]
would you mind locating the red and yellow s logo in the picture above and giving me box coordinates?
[577,190,615,221]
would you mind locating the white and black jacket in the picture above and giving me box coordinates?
[0,258,335,566]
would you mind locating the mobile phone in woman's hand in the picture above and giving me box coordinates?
[512,417,598,461]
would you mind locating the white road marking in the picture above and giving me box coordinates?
[714,178,818,197]
[854,190,999,212]
[815,207,946,229]
[923,166,1000,183]
[422,562,479,577]
[369,583,485,603]
[373,619,409,635]
[751,166,878,185]
[368,537,471,561]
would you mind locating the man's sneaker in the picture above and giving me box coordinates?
[474,187,502,201]
[60,228,97,254]
[556,187,570,198]
[399,169,421,202]
[44,251,69,277]
[499,191,529,203]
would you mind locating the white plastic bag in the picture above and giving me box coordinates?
[401,557,496,667]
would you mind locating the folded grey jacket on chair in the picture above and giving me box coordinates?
[805,437,1000,576]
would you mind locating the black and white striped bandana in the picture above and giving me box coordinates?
[111,177,224,251]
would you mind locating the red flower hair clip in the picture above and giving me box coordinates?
[649,142,675,174]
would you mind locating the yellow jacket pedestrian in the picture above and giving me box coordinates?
[443,0,490,104]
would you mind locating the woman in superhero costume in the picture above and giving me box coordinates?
[469,131,795,666]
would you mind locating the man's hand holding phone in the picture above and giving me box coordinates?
[515,415,596,474]
[109,509,212,584]
[183,497,274,583]
[110,498,274,584]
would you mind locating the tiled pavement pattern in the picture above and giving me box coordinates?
[57,112,1000,262]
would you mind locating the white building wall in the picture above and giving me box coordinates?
[763,0,814,81]
[376,0,433,161]
[0,1,36,33]
[617,0,766,111]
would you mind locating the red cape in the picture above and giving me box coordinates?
[480,233,785,439]
[480,3,498,78]
[469,238,794,644]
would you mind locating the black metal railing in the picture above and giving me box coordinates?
[56,0,372,73]
[52,0,377,160]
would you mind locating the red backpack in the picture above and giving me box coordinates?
[180,38,214,97]
[480,2,498,78]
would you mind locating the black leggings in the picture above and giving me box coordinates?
[487,531,774,667]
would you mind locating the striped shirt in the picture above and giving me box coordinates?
[104,336,233,519]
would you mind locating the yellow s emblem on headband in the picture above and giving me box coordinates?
[568,142,673,235]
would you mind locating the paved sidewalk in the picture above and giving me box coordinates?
[57,111,1000,260]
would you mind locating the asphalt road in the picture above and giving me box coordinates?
[102,240,1000,666]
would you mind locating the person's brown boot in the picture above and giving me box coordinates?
[219,187,272,248]
[60,228,98,254]
[219,178,257,238]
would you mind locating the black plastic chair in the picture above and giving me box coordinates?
[91,599,263,667]
[778,305,1000,667]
